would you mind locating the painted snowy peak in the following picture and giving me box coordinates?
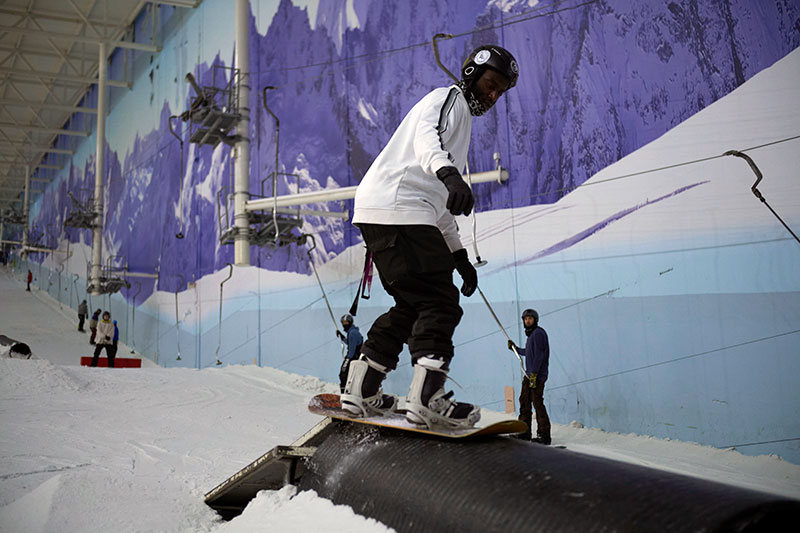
[29,0,799,300]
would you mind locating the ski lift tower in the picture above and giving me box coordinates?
[179,0,252,264]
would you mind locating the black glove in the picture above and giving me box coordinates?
[336,330,346,342]
[529,373,538,389]
[436,166,474,216]
[507,340,518,351]
[452,249,477,297]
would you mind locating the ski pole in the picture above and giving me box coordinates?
[477,286,526,375]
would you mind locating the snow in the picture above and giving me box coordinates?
[1,269,798,532]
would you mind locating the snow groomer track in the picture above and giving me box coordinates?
[207,419,799,532]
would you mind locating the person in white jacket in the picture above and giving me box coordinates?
[91,311,116,368]
[342,45,519,429]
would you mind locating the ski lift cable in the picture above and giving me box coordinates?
[305,233,342,335]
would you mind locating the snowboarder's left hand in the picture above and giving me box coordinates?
[436,166,474,216]
[452,249,477,296]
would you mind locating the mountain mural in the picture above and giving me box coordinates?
[26,0,800,301]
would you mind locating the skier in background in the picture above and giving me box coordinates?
[110,319,120,362]
[342,45,519,429]
[89,308,101,345]
[26,269,32,291]
[508,309,551,444]
[91,311,116,368]
[337,314,363,392]
[78,299,88,332]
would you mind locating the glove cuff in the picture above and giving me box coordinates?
[452,248,469,263]
[436,166,460,183]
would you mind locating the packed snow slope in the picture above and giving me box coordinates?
[1,270,799,532]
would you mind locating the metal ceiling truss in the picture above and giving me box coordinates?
[0,0,200,211]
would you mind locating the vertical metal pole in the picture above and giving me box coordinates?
[21,165,30,258]
[91,42,107,295]
[233,0,251,265]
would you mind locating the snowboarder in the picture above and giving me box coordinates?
[508,309,551,444]
[342,44,519,429]
[78,299,88,332]
[337,314,363,392]
[89,308,101,345]
[91,311,116,367]
[26,269,32,291]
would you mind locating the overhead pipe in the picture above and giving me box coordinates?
[245,167,507,212]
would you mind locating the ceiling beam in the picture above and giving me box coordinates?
[0,25,160,52]
[0,44,97,63]
[0,177,53,183]
[0,123,89,136]
[0,7,122,30]
[0,143,75,155]
[0,67,131,88]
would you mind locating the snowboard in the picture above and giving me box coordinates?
[309,393,527,439]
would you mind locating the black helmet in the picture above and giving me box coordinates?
[340,313,354,325]
[461,45,519,89]
[521,309,538,321]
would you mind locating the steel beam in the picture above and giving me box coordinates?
[0,123,89,136]
[0,143,74,155]
[0,25,160,52]
[0,67,131,88]
[0,98,97,114]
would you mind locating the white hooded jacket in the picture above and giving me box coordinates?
[352,85,472,252]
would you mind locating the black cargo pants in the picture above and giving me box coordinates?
[357,223,462,371]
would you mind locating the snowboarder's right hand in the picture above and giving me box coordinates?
[436,166,474,216]
[336,330,346,342]
[452,249,477,296]
[507,340,518,351]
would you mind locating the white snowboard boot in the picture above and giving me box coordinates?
[403,355,480,429]
[341,355,398,417]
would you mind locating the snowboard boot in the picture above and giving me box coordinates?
[532,435,551,445]
[403,355,481,429]
[341,355,397,417]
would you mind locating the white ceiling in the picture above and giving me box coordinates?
[0,0,198,213]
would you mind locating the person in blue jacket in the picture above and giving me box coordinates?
[337,314,363,392]
[110,320,120,361]
[508,308,551,444]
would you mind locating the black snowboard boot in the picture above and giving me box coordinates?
[532,435,551,445]
[403,355,480,429]
[341,355,397,417]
